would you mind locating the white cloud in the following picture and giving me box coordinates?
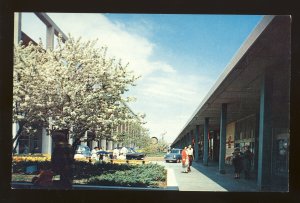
[23,13,215,143]
[47,13,176,77]
[128,73,215,143]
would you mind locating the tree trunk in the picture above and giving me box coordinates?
[72,138,81,155]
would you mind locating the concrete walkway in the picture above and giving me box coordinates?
[159,160,258,192]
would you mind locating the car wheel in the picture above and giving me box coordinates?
[166,160,169,163]
[176,159,181,163]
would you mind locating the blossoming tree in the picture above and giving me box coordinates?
[13,35,142,153]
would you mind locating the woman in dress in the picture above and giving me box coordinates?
[181,147,189,173]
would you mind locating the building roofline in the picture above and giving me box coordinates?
[34,12,68,42]
[172,15,275,145]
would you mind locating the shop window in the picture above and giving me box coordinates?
[18,133,41,154]
[18,135,30,154]
[272,128,289,178]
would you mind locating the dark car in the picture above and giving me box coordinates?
[118,147,146,160]
[164,148,182,163]
[74,145,92,159]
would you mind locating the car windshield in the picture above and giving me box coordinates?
[76,146,89,152]
[128,148,136,153]
[171,149,180,154]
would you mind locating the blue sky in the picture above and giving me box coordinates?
[20,13,262,143]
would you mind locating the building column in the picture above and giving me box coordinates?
[219,103,227,174]
[257,72,273,191]
[67,126,73,145]
[42,128,52,154]
[92,140,98,149]
[46,25,55,50]
[203,117,209,166]
[107,140,113,150]
[12,123,19,153]
[194,125,200,161]
[185,133,189,147]
[68,136,73,145]
[189,130,193,146]
[113,142,118,149]
[81,131,88,146]
[14,12,22,46]
[100,139,106,150]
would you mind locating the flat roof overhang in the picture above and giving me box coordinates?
[172,15,290,145]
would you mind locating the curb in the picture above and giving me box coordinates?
[11,182,178,191]
[167,168,179,191]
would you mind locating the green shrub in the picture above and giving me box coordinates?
[72,161,135,179]
[12,161,167,188]
[87,163,166,187]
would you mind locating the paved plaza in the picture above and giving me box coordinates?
[158,161,258,192]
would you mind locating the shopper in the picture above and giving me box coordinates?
[113,147,120,159]
[120,146,128,159]
[243,145,253,179]
[91,147,99,161]
[232,147,243,179]
[181,147,189,173]
[186,145,194,172]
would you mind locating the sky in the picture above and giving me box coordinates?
[20,13,262,144]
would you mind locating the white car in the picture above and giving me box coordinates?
[74,145,92,159]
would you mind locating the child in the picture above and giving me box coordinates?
[32,169,54,187]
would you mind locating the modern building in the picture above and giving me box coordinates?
[13,12,143,154]
[170,15,290,191]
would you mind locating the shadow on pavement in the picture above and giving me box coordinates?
[191,161,258,192]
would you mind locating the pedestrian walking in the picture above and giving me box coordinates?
[232,147,243,179]
[120,146,128,159]
[113,147,120,159]
[181,147,189,173]
[187,145,194,172]
[91,147,99,161]
[243,145,253,179]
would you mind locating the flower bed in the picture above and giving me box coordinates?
[13,154,51,162]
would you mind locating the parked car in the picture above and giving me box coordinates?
[118,147,146,160]
[96,150,113,160]
[164,148,182,163]
[74,145,91,159]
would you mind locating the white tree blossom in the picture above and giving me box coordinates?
[13,35,142,150]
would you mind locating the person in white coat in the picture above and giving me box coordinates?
[113,147,120,159]
[91,147,99,161]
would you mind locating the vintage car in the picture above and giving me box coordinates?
[164,148,182,163]
[74,145,92,159]
[118,147,146,160]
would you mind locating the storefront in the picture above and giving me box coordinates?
[234,114,258,177]
[208,130,220,162]
[170,15,290,191]
[271,128,289,188]
[225,122,235,164]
